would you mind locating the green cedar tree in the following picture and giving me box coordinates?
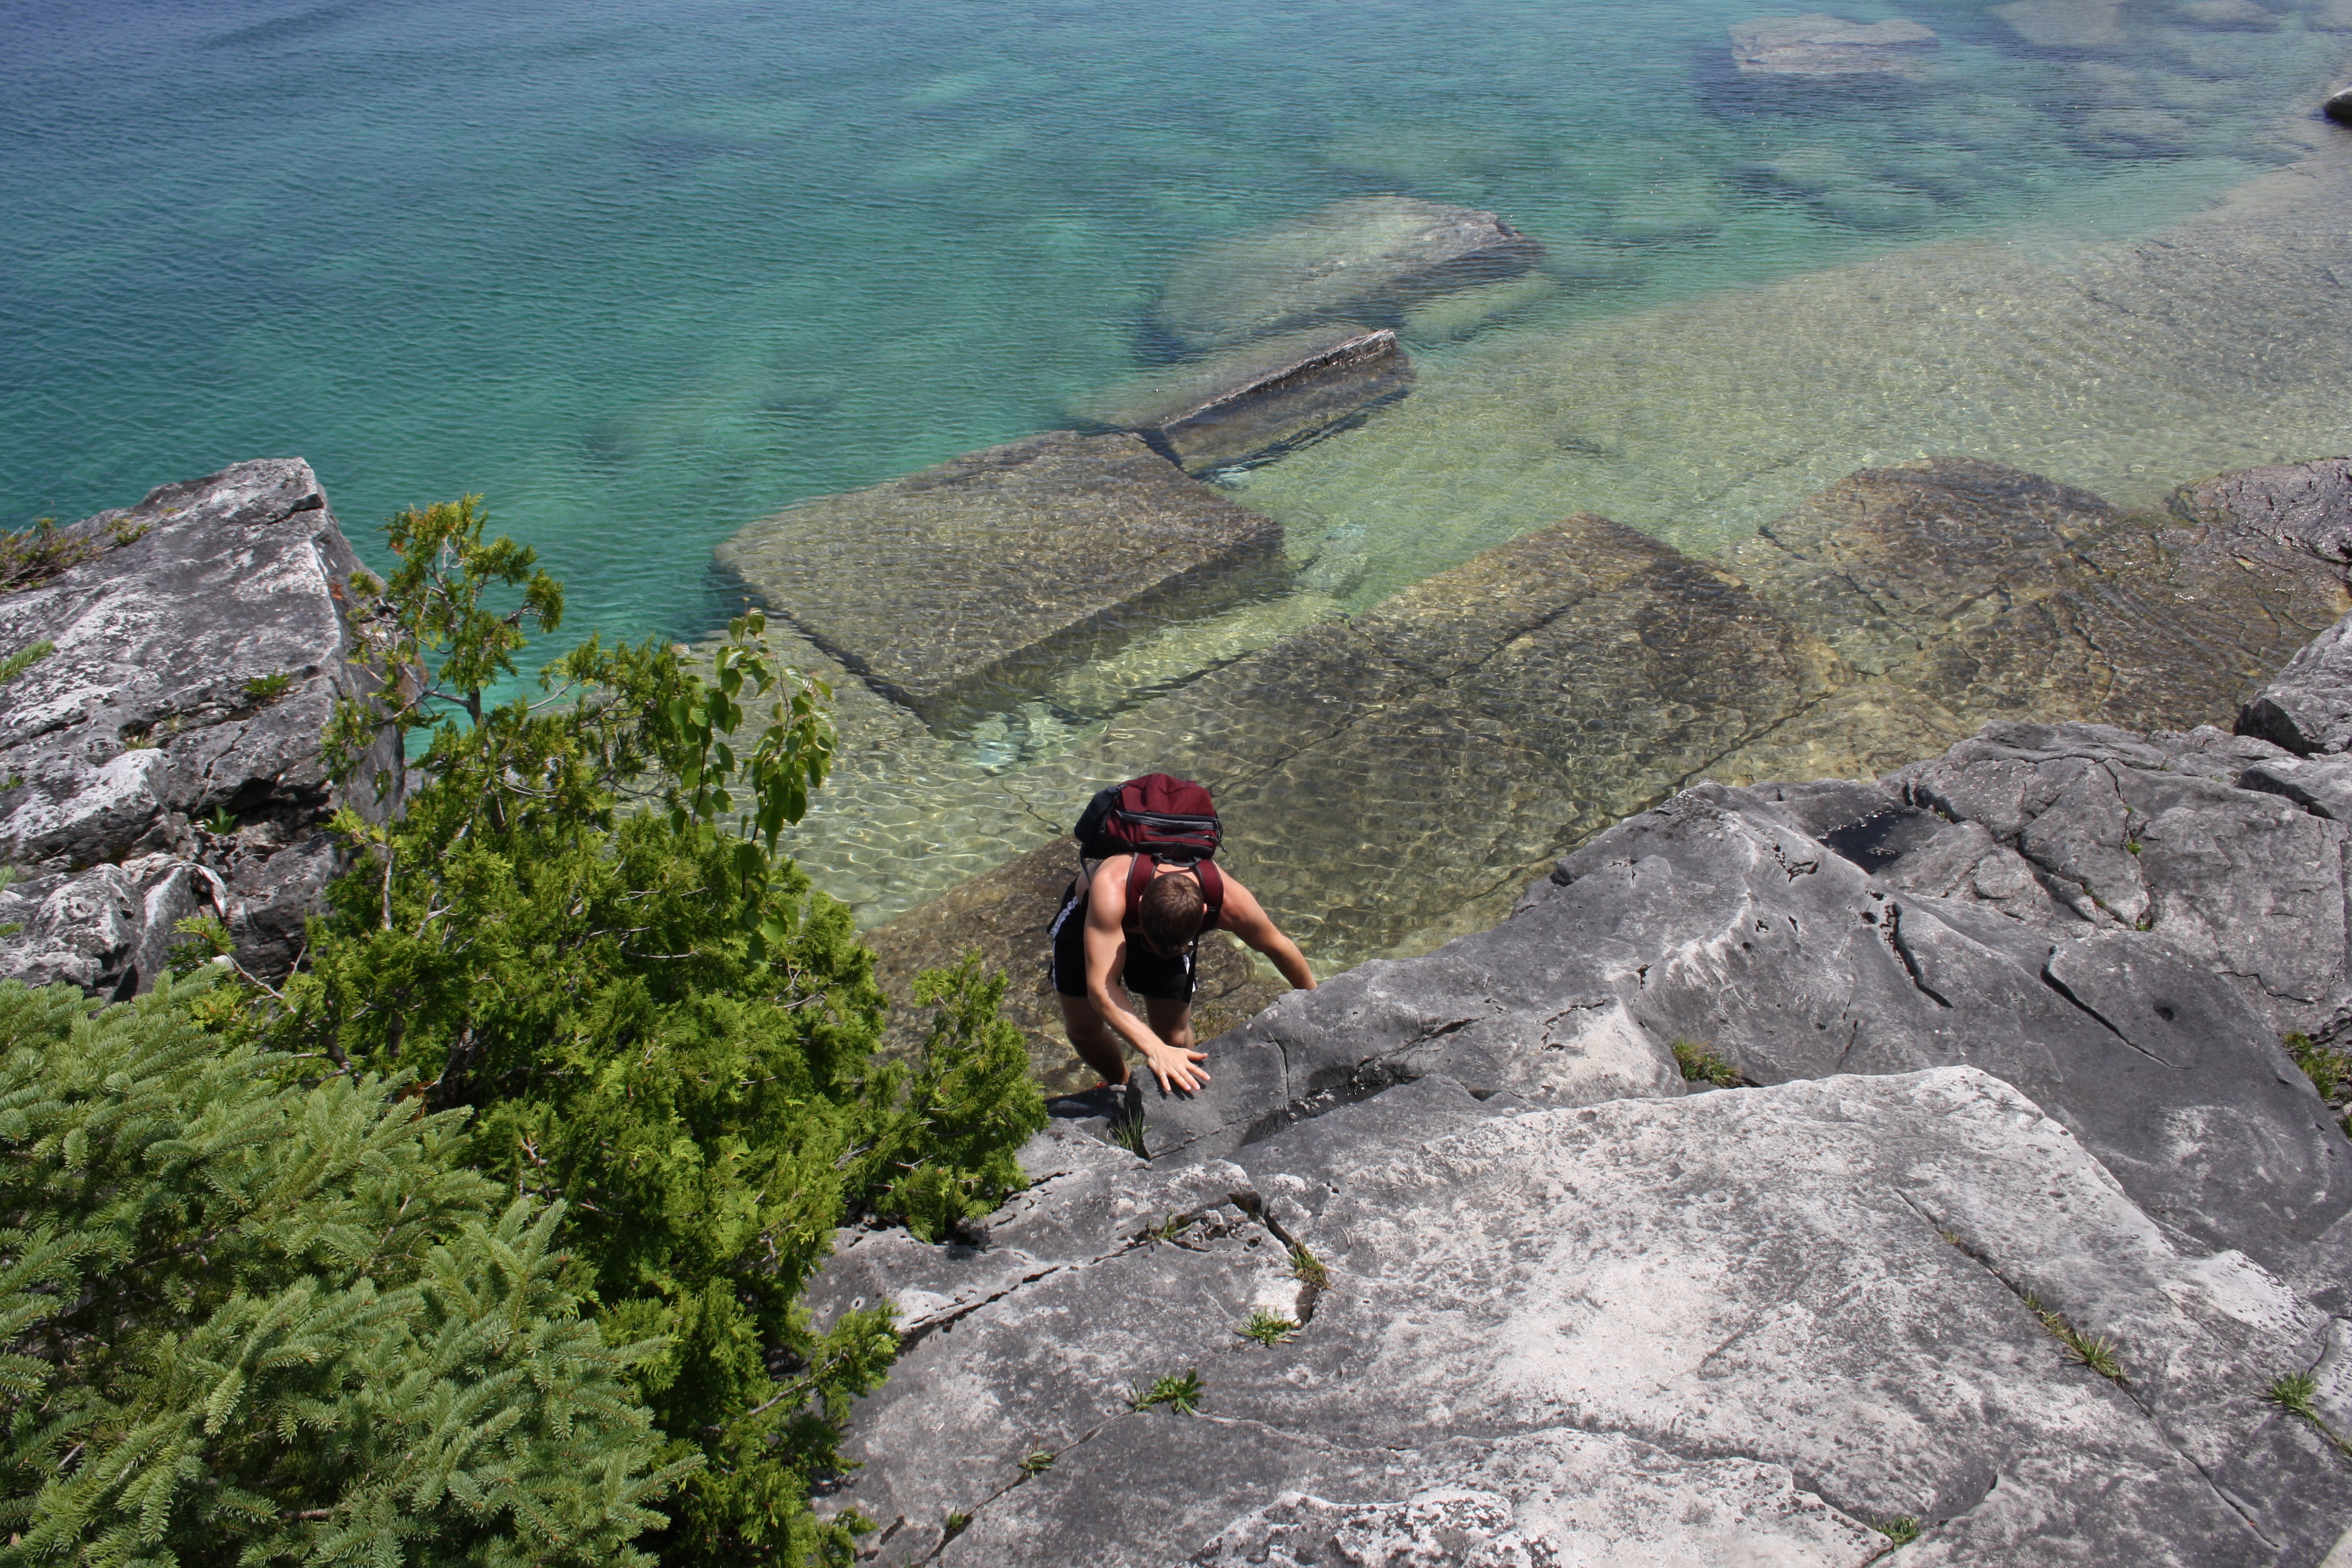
[194,497,1045,1563]
[0,975,684,1566]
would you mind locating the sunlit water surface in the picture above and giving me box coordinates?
[6,0,2351,927]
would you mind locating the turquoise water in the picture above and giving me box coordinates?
[7,0,2347,650]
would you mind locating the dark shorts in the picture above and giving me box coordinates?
[1049,885,1195,1003]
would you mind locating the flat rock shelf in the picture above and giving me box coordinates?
[714,431,1286,728]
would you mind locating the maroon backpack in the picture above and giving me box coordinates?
[1073,773,1224,935]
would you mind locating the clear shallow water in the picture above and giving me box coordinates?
[7,0,2352,933]
[5,0,2346,641]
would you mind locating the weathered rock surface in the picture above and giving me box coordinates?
[1096,764,2350,1281]
[2242,613,2352,756]
[1070,326,1414,476]
[0,460,397,995]
[714,433,1285,726]
[1151,197,1544,353]
[819,1070,2351,1565]
[1728,13,1940,76]
[1884,719,2352,1046]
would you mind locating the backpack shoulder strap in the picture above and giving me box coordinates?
[1197,860,1224,935]
[1123,853,1156,927]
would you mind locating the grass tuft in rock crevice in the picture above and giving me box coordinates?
[1672,1039,1743,1088]
[2025,1293,2125,1382]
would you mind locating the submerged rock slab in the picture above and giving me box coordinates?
[1722,455,2349,737]
[1151,197,1544,352]
[1728,13,1939,75]
[818,1070,2349,1565]
[1070,326,1414,476]
[714,432,1284,725]
[0,460,398,993]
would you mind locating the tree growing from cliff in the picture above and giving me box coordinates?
[193,496,1044,1564]
[0,974,684,1566]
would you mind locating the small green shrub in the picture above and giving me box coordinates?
[1672,1039,1741,1087]
[0,514,143,595]
[2285,1032,2351,1105]
[1108,1107,1148,1157]
[200,804,238,836]
[1129,1368,1204,1414]
[1145,1209,1196,1243]
[1289,1243,1330,1290]
[0,640,54,686]
[209,493,1046,1564]
[2266,1371,2352,1456]
[1239,1309,1300,1347]
[2027,1293,2125,1382]
[0,976,683,1564]
[1875,1515,1922,1543]
[1020,1449,1055,1477]
[241,670,296,704]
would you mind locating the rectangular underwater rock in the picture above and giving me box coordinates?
[1069,325,1414,476]
[714,431,1284,725]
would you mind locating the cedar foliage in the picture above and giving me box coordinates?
[186,495,1044,1563]
[0,975,682,1565]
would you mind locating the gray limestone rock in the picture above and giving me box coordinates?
[1886,720,2352,1042]
[0,460,399,990]
[1097,769,2352,1282]
[1728,13,1940,76]
[0,855,222,999]
[1152,198,1545,352]
[714,432,1285,725]
[1070,327,1414,477]
[822,1069,2351,1565]
[2168,455,2352,571]
[2241,752,2352,821]
[2241,612,2352,756]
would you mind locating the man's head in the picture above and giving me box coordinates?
[1137,871,1206,955]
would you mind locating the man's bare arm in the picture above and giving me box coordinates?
[1217,877,1316,991]
[1084,860,1212,1093]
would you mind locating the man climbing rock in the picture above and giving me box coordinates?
[1048,774,1315,1094]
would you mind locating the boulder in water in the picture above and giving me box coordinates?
[714,432,1285,726]
[1070,327,1413,476]
[1151,197,1544,352]
[1727,13,1939,76]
